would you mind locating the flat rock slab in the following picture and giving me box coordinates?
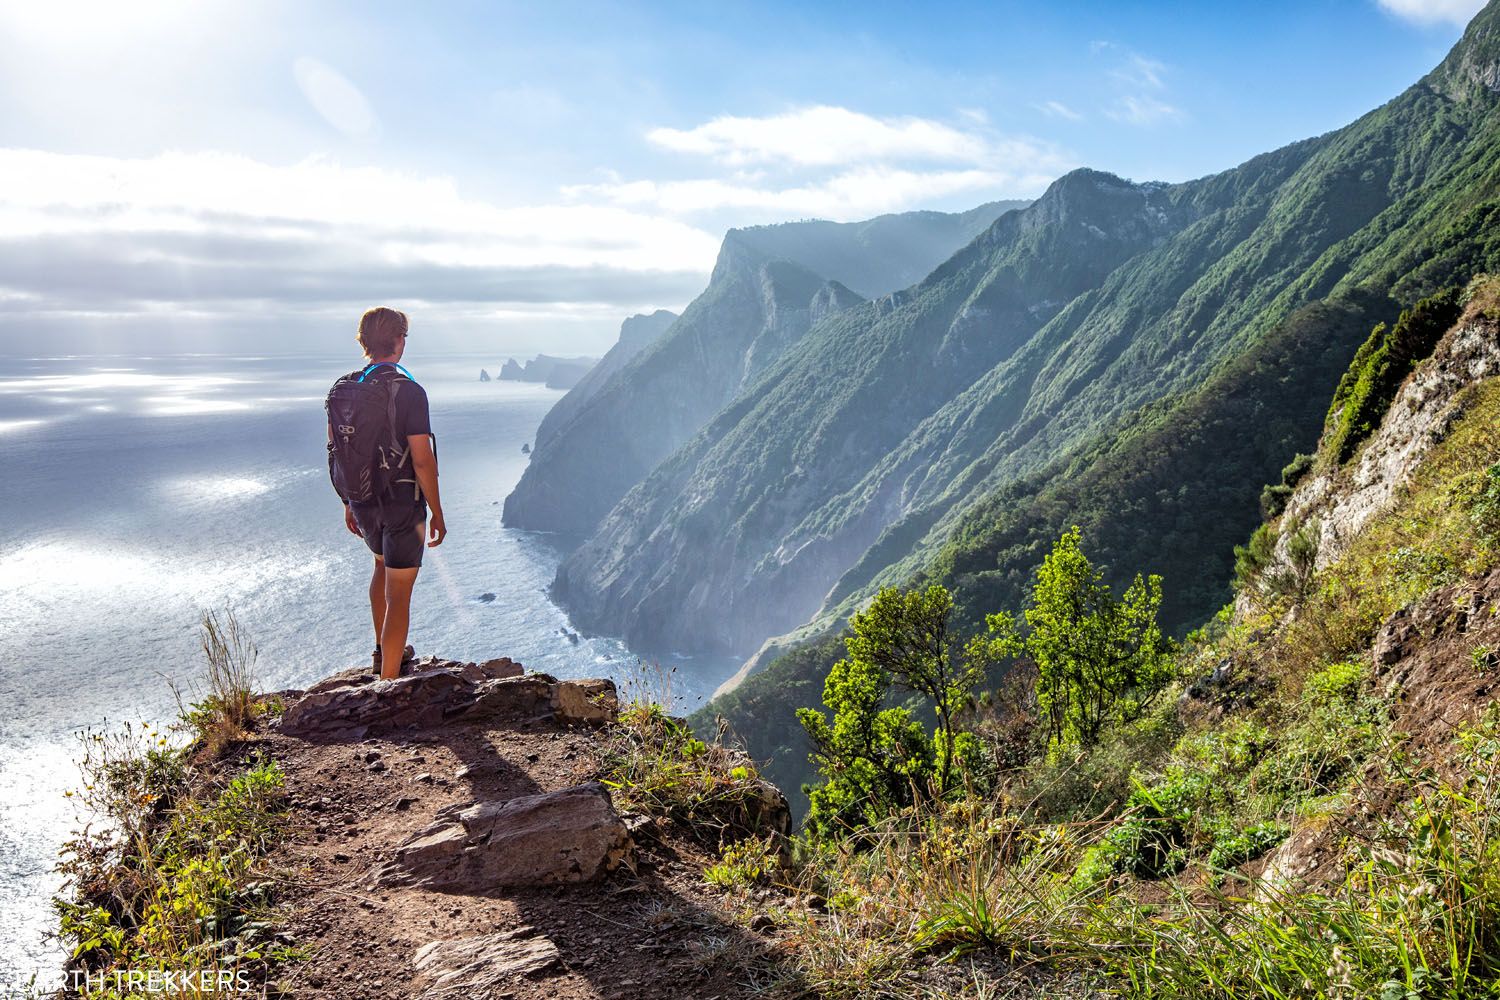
[412,926,560,998]
[377,781,633,890]
[276,659,615,739]
[278,666,478,740]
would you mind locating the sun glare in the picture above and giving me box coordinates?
[0,0,205,45]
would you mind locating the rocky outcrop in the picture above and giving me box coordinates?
[376,781,633,890]
[276,658,617,739]
[1274,303,1499,576]
[411,928,560,997]
[246,650,798,999]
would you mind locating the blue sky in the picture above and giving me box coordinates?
[0,0,1483,354]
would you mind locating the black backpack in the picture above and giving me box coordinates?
[325,362,418,504]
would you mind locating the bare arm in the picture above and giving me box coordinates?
[409,434,446,546]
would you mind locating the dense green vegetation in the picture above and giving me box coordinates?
[674,293,1500,996]
[707,290,1387,798]
[1324,287,1464,463]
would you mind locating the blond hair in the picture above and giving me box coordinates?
[356,307,408,358]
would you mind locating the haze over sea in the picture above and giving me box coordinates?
[0,352,735,982]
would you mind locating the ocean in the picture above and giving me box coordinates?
[0,352,736,983]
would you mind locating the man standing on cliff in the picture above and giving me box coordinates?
[327,307,447,680]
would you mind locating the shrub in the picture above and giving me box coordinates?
[1028,527,1177,748]
[603,703,779,845]
[1259,452,1314,519]
[1074,770,1210,885]
[704,835,781,891]
[797,584,1021,838]
[1233,522,1278,591]
[176,609,268,752]
[1207,821,1289,869]
[797,652,935,840]
[1324,287,1463,465]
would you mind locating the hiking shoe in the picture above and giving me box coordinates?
[370,644,416,674]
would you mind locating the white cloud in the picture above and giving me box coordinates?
[0,148,718,272]
[1375,0,1485,26]
[604,104,1072,220]
[1093,45,1183,127]
[646,105,997,168]
[1113,53,1167,91]
[293,57,380,140]
[565,163,1061,221]
[0,148,719,332]
[1105,95,1182,125]
[1037,100,1083,121]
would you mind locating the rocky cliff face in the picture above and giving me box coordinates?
[550,166,1283,656]
[531,309,677,455]
[501,203,1024,539]
[1265,290,1500,582]
[501,240,863,537]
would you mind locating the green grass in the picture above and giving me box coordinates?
[600,700,784,847]
[56,749,291,995]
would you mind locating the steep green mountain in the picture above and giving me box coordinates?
[556,3,1500,677]
[555,170,1210,651]
[531,309,677,454]
[502,202,1026,537]
[707,292,1389,806]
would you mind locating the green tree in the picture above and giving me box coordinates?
[795,653,933,839]
[843,585,1011,793]
[797,584,1019,837]
[1026,526,1176,748]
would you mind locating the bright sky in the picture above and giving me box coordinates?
[0,0,1483,355]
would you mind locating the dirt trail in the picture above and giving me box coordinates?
[254,674,782,1000]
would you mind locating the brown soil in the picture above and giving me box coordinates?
[242,689,791,1000]
[1247,567,1500,891]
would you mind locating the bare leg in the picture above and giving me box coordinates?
[379,565,420,681]
[369,557,386,650]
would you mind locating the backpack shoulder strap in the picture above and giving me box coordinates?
[358,362,416,383]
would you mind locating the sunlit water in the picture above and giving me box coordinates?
[0,353,736,983]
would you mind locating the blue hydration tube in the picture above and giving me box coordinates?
[357,362,415,382]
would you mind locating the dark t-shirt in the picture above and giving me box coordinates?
[346,364,432,506]
[362,365,431,440]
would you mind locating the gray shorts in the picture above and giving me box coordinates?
[350,500,427,569]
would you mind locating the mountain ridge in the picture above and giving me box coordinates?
[553,3,1500,678]
[502,202,1027,538]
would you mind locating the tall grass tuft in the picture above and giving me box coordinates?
[172,608,266,753]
